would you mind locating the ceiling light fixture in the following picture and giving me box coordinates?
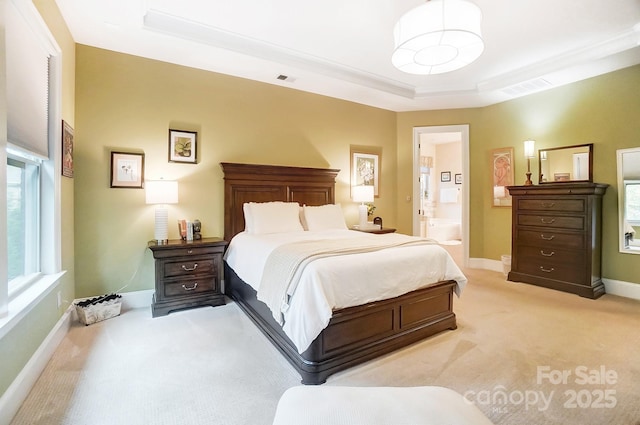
[392,0,484,75]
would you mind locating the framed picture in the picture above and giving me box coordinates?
[491,147,514,207]
[554,172,571,182]
[110,152,144,188]
[61,120,74,178]
[169,129,197,163]
[455,173,462,184]
[441,171,451,182]
[350,145,381,196]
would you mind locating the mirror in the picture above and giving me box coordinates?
[538,143,593,184]
[617,148,640,254]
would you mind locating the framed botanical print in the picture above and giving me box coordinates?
[169,129,197,163]
[110,151,144,188]
[350,145,382,196]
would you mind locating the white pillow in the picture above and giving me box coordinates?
[303,204,347,231]
[243,203,254,233]
[244,202,304,234]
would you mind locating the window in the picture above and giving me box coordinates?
[1,0,63,326]
[6,154,41,294]
[625,181,640,225]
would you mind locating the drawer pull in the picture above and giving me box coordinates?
[540,250,555,257]
[541,202,555,208]
[187,249,193,254]
[540,218,556,224]
[181,263,198,271]
[539,266,555,273]
[182,283,198,291]
[540,234,555,240]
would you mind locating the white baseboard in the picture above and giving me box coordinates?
[602,278,640,300]
[0,305,73,425]
[120,289,153,311]
[469,257,505,274]
[471,258,640,301]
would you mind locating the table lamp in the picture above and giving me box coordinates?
[352,185,374,228]
[145,180,178,243]
[524,139,535,186]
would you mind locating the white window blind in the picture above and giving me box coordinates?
[6,0,50,159]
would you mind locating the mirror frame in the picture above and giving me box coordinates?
[538,143,593,184]
[617,147,640,255]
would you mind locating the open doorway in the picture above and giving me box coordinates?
[413,125,469,267]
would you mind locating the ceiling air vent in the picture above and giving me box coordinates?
[276,74,296,83]
[501,78,552,97]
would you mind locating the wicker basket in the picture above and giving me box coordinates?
[75,294,122,326]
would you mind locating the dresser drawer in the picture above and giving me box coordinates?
[516,246,586,283]
[517,198,585,213]
[163,257,216,278]
[164,277,216,297]
[517,229,585,250]
[517,245,584,265]
[517,214,584,230]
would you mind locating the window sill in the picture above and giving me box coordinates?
[0,271,66,340]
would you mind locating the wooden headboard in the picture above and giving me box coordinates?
[220,163,340,241]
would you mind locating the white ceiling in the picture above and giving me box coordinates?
[54,0,640,112]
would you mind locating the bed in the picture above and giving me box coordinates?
[221,162,466,384]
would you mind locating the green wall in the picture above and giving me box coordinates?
[0,0,75,399]
[75,47,639,297]
[74,45,398,297]
[397,65,640,283]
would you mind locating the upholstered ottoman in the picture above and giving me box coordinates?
[272,385,493,425]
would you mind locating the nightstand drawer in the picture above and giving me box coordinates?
[163,258,216,278]
[517,198,585,213]
[517,214,584,230]
[151,245,224,259]
[517,229,585,249]
[164,278,215,297]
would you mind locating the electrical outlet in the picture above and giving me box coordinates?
[57,291,62,308]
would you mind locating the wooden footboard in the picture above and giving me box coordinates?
[225,263,457,385]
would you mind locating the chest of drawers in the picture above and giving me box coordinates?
[148,237,228,317]
[506,183,608,298]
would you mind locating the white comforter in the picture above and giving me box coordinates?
[224,230,467,354]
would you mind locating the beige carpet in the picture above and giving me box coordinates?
[10,247,640,425]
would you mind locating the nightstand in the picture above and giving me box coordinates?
[351,226,396,234]
[148,237,227,317]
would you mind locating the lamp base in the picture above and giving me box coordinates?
[524,171,533,186]
[358,204,368,228]
[155,206,169,243]
[524,157,533,186]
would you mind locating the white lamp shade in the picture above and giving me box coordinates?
[524,140,536,158]
[145,180,178,204]
[392,0,484,75]
[352,185,374,203]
